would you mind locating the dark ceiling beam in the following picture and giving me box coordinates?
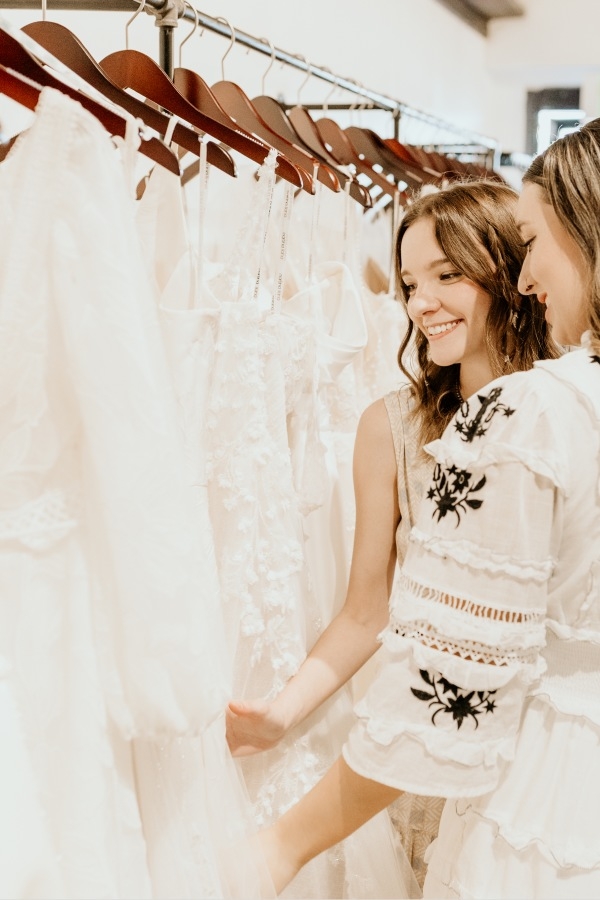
[435,0,487,35]
[434,0,524,37]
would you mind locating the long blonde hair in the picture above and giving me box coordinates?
[396,181,559,446]
[523,119,600,355]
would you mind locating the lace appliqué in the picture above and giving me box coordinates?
[0,487,80,551]
[427,463,486,524]
[411,669,497,729]
[454,387,515,442]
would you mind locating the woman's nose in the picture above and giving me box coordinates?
[518,257,535,295]
[409,287,441,318]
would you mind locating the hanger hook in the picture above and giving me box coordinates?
[321,67,339,113]
[125,0,146,51]
[357,80,372,116]
[215,16,236,81]
[259,36,276,95]
[344,78,359,114]
[293,55,313,105]
[178,0,199,67]
[344,78,357,123]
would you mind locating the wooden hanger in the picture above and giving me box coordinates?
[172,66,303,188]
[0,27,178,173]
[0,59,42,111]
[24,21,247,176]
[383,137,437,181]
[212,80,334,195]
[401,144,444,179]
[201,26,314,193]
[344,126,427,190]
[313,117,402,202]
[267,101,370,208]
[83,42,262,178]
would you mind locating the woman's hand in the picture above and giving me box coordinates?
[226,698,289,757]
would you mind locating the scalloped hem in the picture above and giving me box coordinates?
[425,797,600,900]
[408,527,555,582]
[547,619,600,645]
[436,695,600,871]
[343,719,506,798]
[531,686,600,730]
[457,801,600,872]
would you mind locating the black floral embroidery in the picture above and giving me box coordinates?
[411,669,497,730]
[454,386,515,442]
[426,463,486,525]
[591,354,600,366]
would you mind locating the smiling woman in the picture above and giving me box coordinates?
[400,217,495,395]
[518,155,591,347]
[225,179,558,890]
[250,126,600,900]
[395,180,558,445]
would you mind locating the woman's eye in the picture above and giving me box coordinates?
[403,283,416,294]
[440,272,461,282]
[523,237,535,253]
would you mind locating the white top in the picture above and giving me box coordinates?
[345,339,600,885]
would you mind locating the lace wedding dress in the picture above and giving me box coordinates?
[0,86,245,898]
[205,155,419,899]
[133,148,273,899]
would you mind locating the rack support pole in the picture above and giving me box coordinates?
[145,0,184,77]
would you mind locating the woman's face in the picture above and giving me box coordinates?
[517,183,588,346]
[401,217,493,380]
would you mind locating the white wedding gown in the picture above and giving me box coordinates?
[204,155,419,899]
[0,86,250,898]
[133,146,275,899]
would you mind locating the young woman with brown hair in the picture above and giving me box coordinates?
[226,179,558,890]
[247,122,600,899]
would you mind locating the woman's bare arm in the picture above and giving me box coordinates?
[226,397,400,756]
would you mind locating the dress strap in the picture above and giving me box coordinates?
[194,134,210,309]
[384,386,426,546]
[271,181,294,314]
[383,389,409,514]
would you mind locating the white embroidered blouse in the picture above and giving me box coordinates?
[345,338,600,802]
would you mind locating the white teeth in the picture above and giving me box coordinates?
[427,320,460,336]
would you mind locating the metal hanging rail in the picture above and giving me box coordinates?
[0,0,499,149]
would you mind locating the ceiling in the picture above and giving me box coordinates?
[435,0,524,35]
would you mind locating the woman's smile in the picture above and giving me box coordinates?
[425,319,463,340]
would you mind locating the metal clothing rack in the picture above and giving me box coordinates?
[0,0,499,160]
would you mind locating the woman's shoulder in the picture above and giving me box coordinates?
[358,385,414,447]
[381,381,416,417]
[426,348,600,495]
[464,347,598,419]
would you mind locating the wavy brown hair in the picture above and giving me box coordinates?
[523,119,600,355]
[396,180,559,445]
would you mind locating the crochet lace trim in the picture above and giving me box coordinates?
[398,573,544,625]
[387,621,540,667]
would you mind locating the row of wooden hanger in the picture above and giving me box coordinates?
[0,13,499,208]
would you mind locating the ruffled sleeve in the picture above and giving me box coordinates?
[344,370,572,796]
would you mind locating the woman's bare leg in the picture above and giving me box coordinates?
[258,756,402,894]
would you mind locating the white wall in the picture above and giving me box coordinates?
[486,0,600,149]
[0,0,523,151]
